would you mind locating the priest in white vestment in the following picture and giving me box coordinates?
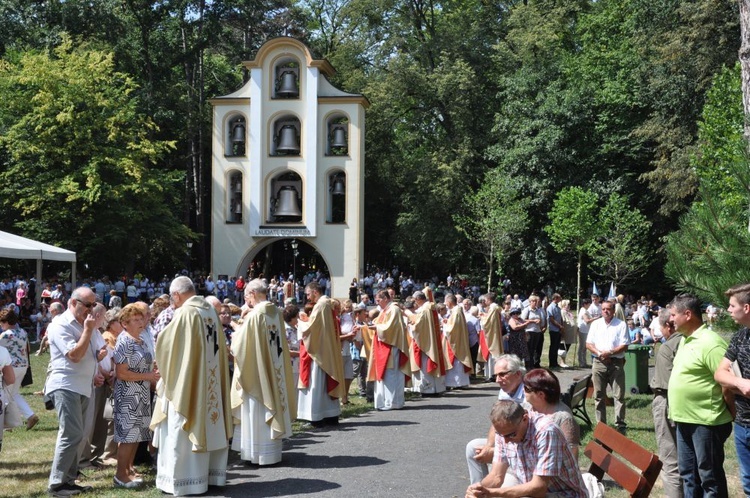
[297,282,345,426]
[479,292,504,379]
[230,279,296,465]
[368,290,412,410]
[442,293,473,388]
[150,277,232,496]
[405,290,450,394]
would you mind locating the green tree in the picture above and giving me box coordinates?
[455,171,530,291]
[665,192,750,305]
[589,194,652,288]
[693,64,746,212]
[545,187,600,306]
[0,37,191,275]
[320,0,508,274]
[665,63,750,305]
[487,0,605,285]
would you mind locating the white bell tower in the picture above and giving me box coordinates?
[209,37,368,296]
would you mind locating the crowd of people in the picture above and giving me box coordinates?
[1,270,749,497]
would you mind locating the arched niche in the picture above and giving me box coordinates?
[227,170,243,223]
[325,113,349,156]
[267,170,303,224]
[270,115,301,157]
[236,237,333,295]
[326,169,346,224]
[272,57,301,100]
[225,114,247,157]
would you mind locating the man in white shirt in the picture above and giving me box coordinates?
[45,287,106,497]
[586,300,630,432]
[588,293,602,320]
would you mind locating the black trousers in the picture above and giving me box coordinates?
[470,343,479,374]
[527,332,544,368]
[548,330,561,367]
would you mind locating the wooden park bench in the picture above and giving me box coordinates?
[561,374,593,428]
[584,422,662,497]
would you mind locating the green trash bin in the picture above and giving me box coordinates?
[624,344,650,394]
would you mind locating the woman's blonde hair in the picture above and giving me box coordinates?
[119,303,146,325]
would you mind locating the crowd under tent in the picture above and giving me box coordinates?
[0,230,77,307]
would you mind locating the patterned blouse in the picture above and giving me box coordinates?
[0,325,28,368]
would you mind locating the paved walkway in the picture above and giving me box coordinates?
[203,367,593,497]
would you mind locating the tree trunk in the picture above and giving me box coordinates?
[740,0,750,142]
[576,251,582,311]
[196,0,208,270]
[487,240,494,292]
[740,0,750,230]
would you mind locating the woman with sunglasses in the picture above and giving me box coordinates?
[522,368,580,460]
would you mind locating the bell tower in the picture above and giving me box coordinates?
[209,37,368,295]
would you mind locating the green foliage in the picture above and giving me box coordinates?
[633,0,739,215]
[333,0,506,273]
[693,63,746,209]
[665,188,750,306]
[589,194,652,286]
[454,171,531,287]
[546,187,600,256]
[665,62,750,306]
[0,36,191,275]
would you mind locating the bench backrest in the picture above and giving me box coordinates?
[584,422,662,498]
[569,375,590,406]
[561,374,593,427]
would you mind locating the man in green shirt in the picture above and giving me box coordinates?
[668,294,732,498]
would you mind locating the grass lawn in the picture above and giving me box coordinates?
[2,340,744,497]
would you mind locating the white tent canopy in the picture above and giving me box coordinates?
[0,230,77,306]
[0,231,76,261]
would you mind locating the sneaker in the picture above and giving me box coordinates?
[47,483,82,497]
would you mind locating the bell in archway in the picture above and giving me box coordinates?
[276,125,300,154]
[331,176,345,195]
[232,122,245,144]
[330,125,347,149]
[274,186,302,217]
[276,70,299,98]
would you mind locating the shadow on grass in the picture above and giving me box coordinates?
[626,396,654,410]
[341,404,373,418]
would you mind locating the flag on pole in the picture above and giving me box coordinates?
[608,282,616,300]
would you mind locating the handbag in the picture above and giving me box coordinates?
[103,385,115,420]
[21,365,33,387]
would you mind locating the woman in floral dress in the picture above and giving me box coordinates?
[0,308,37,429]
